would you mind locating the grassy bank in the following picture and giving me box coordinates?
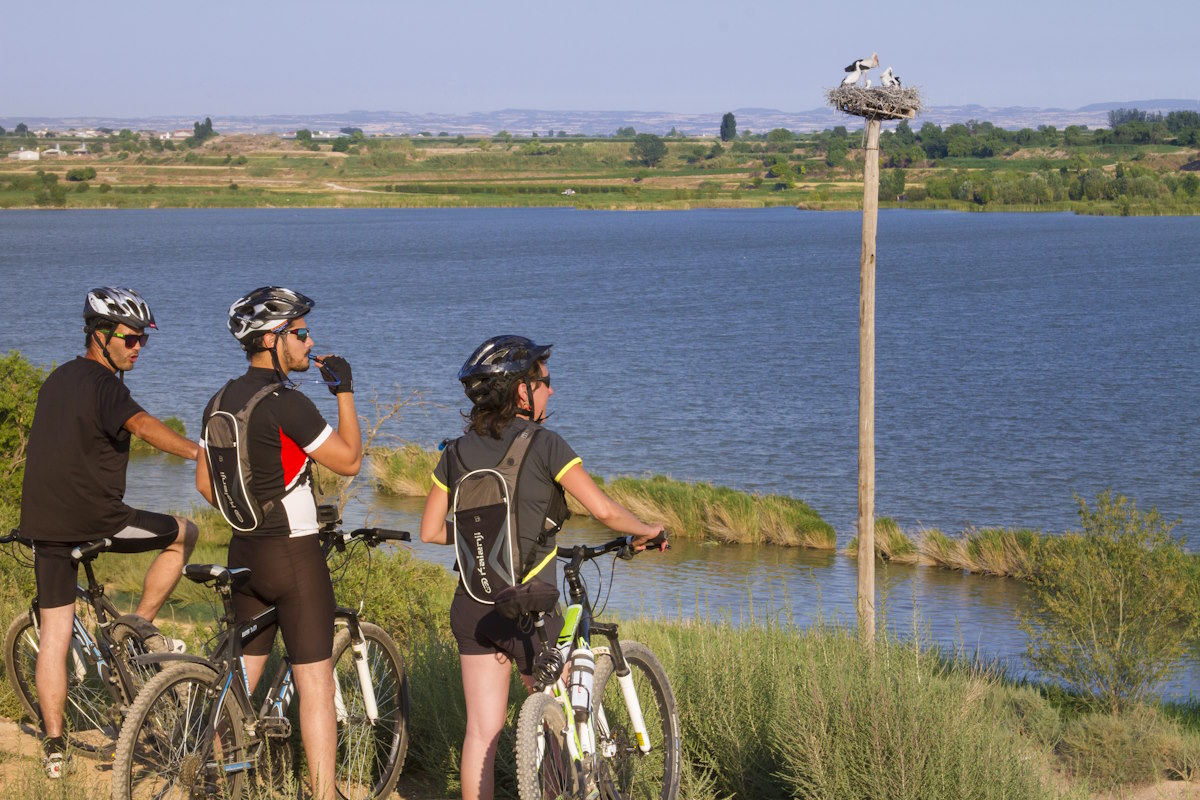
[846,517,1044,579]
[2,524,1198,798]
[371,444,837,549]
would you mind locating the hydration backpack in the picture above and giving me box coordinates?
[446,427,567,604]
[203,381,285,532]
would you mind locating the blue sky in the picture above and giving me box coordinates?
[4,0,1194,117]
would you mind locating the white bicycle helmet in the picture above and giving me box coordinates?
[83,287,157,331]
[227,286,315,344]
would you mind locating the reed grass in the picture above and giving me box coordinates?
[128,415,187,455]
[369,445,837,549]
[370,442,439,497]
[849,520,1046,579]
[605,475,836,548]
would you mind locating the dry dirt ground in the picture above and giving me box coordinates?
[0,717,448,799]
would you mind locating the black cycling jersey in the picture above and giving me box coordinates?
[21,357,146,542]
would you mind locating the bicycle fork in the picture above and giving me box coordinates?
[333,630,380,724]
[596,637,652,755]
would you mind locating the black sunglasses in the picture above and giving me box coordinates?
[532,374,551,388]
[110,331,149,348]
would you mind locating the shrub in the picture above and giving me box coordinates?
[1056,706,1179,789]
[0,352,46,530]
[1020,491,1200,713]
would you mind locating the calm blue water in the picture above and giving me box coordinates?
[3,208,1198,693]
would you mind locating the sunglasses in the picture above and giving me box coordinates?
[532,374,551,388]
[110,331,149,348]
[280,327,310,342]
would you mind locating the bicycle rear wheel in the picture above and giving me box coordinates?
[515,691,576,800]
[112,662,247,800]
[331,621,409,799]
[3,607,120,751]
[592,641,681,800]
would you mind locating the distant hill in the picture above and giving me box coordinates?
[5,99,1199,138]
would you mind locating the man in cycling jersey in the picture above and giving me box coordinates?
[196,286,360,800]
[19,287,200,778]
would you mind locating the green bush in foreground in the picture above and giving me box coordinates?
[0,351,46,532]
[1021,491,1200,714]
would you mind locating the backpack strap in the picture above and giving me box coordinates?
[506,428,558,583]
[239,382,290,518]
[210,380,289,525]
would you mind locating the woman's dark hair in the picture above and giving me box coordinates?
[464,358,546,438]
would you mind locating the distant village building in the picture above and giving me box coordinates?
[7,147,40,161]
[42,144,65,157]
[73,142,90,155]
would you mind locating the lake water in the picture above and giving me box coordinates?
[2,208,1198,694]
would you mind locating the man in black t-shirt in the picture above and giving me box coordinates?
[20,287,200,779]
[196,286,361,800]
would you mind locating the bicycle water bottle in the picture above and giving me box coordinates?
[568,641,595,722]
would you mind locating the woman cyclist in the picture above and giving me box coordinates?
[420,335,662,800]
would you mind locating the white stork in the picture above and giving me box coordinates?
[844,52,879,79]
[842,67,862,86]
[880,67,901,88]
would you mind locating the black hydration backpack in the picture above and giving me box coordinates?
[203,381,285,532]
[446,427,567,604]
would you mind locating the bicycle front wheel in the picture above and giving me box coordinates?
[331,621,409,799]
[112,662,247,800]
[592,641,681,800]
[110,619,168,703]
[515,691,576,800]
[3,608,120,751]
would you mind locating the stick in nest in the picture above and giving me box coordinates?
[826,85,923,120]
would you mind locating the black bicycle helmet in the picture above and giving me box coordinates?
[459,335,552,405]
[83,287,157,331]
[227,286,315,344]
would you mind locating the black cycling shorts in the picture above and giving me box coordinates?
[450,588,564,676]
[227,534,335,665]
[33,509,180,609]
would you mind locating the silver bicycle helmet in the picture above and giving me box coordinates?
[83,287,157,331]
[228,286,315,344]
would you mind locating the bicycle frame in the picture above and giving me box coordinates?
[529,539,660,780]
[4,531,165,740]
[137,579,383,781]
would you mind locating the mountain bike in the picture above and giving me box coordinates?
[110,515,411,800]
[506,532,681,800]
[2,529,172,755]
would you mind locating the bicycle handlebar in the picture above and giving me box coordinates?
[0,529,26,546]
[2,529,113,566]
[322,526,411,555]
[556,530,670,567]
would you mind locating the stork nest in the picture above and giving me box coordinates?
[826,85,922,121]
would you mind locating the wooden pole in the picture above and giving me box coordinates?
[857,118,881,647]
